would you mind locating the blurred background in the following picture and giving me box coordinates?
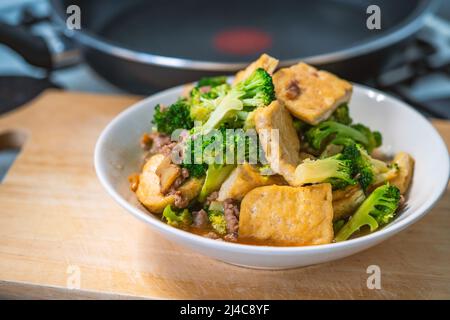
[0,0,449,119]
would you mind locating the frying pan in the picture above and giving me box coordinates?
[0,0,442,94]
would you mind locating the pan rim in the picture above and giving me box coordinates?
[50,0,441,71]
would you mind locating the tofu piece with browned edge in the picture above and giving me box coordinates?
[136,154,203,213]
[389,152,415,194]
[332,185,366,221]
[233,53,279,84]
[255,100,300,185]
[217,163,286,201]
[273,62,352,125]
[239,184,334,246]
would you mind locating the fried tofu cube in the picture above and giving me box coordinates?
[136,154,175,213]
[273,62,352,125]
[217,163,286,201]
[239,184,334,246]
[332,185,366,221]
[389,152,415,194]
[233,53,279,84]
[136,154,203,213]
[255,101,300,185]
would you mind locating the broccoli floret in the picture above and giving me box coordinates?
[342,143,398,191]
[292,118,311,135]
[335,184,401,241]
[181,127,261,177]
[333,219,346,234]
[305,121,369,151]
[198,164,235,202]
[196,75,228,88]
[351,124,382,153]
[190,83,231,122]
[162,205,192,228]
[200,68,275,134]
[329,103,352,125]
[305,121,382,153]
[152,99,193,135]
[208,210,227,235]
[294,153,356,189]
[182,163,208,178]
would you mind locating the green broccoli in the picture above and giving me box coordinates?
[196,75,228,88]
[181,127,261,177]
[335,184,401,241]
[294,153,356,189]
[305,121,369,151]
[329,103,352,125]
[342,143,398,191]
[152,99,194,135]
[198,164,235,202]
[208,210,227,235]
[190,83,230,122]
[305,121,382,153]
[351,124,382,153]
[200,68,275,134]
[162,205,192,228]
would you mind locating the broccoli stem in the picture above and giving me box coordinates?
[198,164,235,202]
[335,184,400,241]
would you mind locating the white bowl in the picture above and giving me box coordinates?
[94,84,449,269]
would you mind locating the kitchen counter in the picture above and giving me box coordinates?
[0,90,449,299]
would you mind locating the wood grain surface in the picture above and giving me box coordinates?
[0,90,449,300]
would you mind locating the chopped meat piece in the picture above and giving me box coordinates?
[255,101,300,185]
[224,198,240,233]
[172,190,189,209]
[273,62,352,125]
[233,53,279,84]
[146,132,172,155]
[159,141,177,156]
[224,232,238,242]
[205,191,219,207]
[204,232,220,239]
[192,209,208,228]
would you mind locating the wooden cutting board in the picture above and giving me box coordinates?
[0,90,449,300]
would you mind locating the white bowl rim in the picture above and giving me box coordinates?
[94,83,450,254]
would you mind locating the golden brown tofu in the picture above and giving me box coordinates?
[136,154,175,213]
[155,156,181,194]
[136,154,203,213]
[332,185,366,221]
[233,53,279,84]
[255,101,300,185]
[217,163,286,201]
[273,62,352,125]
[389,152,415,194]
[239,184,334,246]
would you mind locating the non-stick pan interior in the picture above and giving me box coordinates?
[59,0,424,62]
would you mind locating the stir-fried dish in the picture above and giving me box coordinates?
[129,54,414,246]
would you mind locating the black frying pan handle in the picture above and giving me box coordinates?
[0,21,53,70]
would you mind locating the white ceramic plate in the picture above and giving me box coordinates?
[94,84,449,269]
